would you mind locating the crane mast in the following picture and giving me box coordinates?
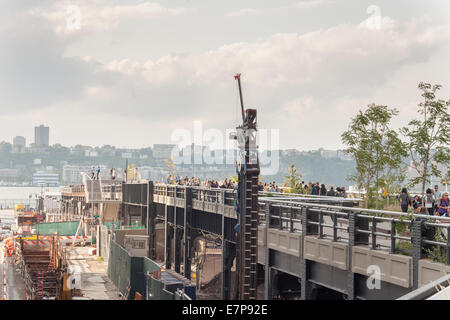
[233,73,260,300]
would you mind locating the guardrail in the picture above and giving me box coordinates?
[151,183,450,266]
[154,184,236,206]
[398,273,450,300]
[259,197,450,265]
[81,176,123,202]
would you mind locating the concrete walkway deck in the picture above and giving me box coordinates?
[66,246,121,300]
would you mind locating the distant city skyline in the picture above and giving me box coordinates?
[0,1,449,149]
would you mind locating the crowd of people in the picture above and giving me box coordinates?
[165,175,237,189]
[164,176,347,197]
[399,185,449,216]
[257,181,347,197]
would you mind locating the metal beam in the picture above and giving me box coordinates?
[183,188,193,280]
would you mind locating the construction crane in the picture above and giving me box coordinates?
[232,73,260,300]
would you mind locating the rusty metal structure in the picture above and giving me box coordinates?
[233,73,260,300]
[15,235,67,300]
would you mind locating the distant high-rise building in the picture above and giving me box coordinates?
[12,136,26,153]
[13,136,26,147]
[34,125,49,146]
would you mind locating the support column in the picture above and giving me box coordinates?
[221,240,235,300]
[347,210,356,300]
[183,188,193,279]
[264,204,273,300]
[164,186,171,269]
[173,187,181,273]
[147,181,155,259]
[300,206,312,300]
[174,229,182,273]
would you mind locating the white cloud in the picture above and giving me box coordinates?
[227,0,335,17]
[104,17,449,94]
[30,1,190,35]
[1,1,449,149]
[227,8,266,17]
[293,0,335,9]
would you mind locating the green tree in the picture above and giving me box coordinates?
[342,104,405,208]
[0,141,12,153]
[284,165,303,194]
[381,165,407,208]
[401,82,450,201]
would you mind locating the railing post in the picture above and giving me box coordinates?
[290,207,294,233]
[318,211,323,239]
[347,211,355,300]
[390,219,396,254]
[355,213,369,245]
[371,216,377,250]
[412,218,423,290]
[279,206,283,231]
[332,212,337,242]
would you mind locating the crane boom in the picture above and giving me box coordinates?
[234,73,245,122]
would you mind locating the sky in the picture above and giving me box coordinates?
[0,0,449,150]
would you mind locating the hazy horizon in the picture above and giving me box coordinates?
[1,0,449,150]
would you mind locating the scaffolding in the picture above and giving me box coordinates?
[15,235,67,300]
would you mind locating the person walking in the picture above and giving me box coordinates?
[326,186,336,197]
[320,184,327,196]
[399,188,411,213]
[96,166,101,180]
[424,188,435,215]
[312,182,320,195]
[434,185,442,213]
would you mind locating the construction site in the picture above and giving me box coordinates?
[1,73,449,302]
[14,235,65,300]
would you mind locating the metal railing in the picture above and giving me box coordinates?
[260,197,450,264]
[155,183,236,206]
[152,183,450,265]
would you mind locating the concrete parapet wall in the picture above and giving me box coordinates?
[304,236,348,270]
[267,228,302,257]
[192,199,203,211]
[418,259,450,288]
[352,246,412,288]
[223,206,236,219]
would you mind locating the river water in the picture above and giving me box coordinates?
[0,186,61,199]
[0,186,61,209]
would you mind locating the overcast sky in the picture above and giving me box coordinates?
[1,0,449,150]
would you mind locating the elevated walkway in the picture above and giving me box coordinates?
[117,181,450,299]
[82,174,122,203]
